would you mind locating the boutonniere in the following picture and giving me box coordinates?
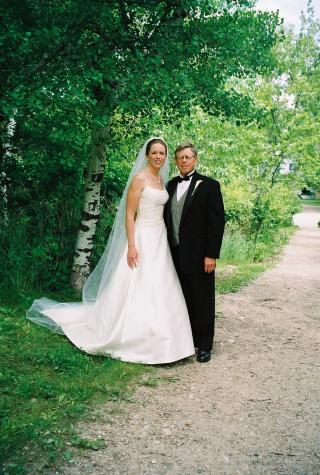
[191,180,203,196]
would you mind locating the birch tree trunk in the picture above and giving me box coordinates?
[70,123,109,293]
[1,116,16,227]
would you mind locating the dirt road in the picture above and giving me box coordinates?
[56,205,320,475]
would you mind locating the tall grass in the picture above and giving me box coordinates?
[216,225,296,294]
[220,224,296,264]
[220,230,254,264]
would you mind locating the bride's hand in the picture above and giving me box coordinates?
[127,245,139,269]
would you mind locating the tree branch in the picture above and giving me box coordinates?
[270,108,282,138]
[119,0,130,31]
[271,152,291,186]
[147,2,190,42]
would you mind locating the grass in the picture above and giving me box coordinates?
[0,225,297,474]
[217,225,296,294]
[216,261,268,294]
[0,301,151,474]
[300,199,320,206]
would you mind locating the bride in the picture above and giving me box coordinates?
[27,138,195,364]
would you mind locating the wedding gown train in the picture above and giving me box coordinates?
[27,186,195,364]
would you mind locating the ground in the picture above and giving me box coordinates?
[49,205,320,475]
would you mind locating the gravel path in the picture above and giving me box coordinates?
[54,205,320,475]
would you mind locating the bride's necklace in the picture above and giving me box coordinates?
[145,169,161,184]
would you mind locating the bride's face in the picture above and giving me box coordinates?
[147,143,167,170]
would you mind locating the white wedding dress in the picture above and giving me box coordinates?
[27,186,194,364]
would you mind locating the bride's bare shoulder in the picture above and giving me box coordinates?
[134,171,146,180]
[130,172,146,190]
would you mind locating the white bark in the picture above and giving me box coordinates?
[1,116,16,227]
[70,124,109,293]
[0,171,8,226]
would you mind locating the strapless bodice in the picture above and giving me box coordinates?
[135,186,169,227]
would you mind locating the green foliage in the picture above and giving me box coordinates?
[0,3,318,472]
[68,436,106,451]
[0,1,315,294]
[255,8,320,190]
[0,181,82,296]
[0,0,283,292]
[162,105,301,254]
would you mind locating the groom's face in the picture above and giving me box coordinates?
[175,147,197,176]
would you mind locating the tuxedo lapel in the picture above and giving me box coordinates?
[180,171,200,222]
[168,177,179,201]
[165,177,179,229]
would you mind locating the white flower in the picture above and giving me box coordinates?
[192,180,203,196]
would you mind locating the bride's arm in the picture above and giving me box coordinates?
[126,174,145,269]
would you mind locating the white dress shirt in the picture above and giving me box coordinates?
[176,171,195,201]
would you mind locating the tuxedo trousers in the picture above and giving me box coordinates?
[171,245,215,352]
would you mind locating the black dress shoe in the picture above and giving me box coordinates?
[197,350,211,363]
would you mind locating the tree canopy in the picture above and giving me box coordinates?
[2,1,319,295]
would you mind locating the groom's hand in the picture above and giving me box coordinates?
[204,257,216,273]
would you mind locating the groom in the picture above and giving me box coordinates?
[164,142,225,363]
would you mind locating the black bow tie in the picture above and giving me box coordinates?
[178,173,194,183]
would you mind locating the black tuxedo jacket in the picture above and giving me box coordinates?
[164,171,225,274]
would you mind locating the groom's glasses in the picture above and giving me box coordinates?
[176,155,196,161]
